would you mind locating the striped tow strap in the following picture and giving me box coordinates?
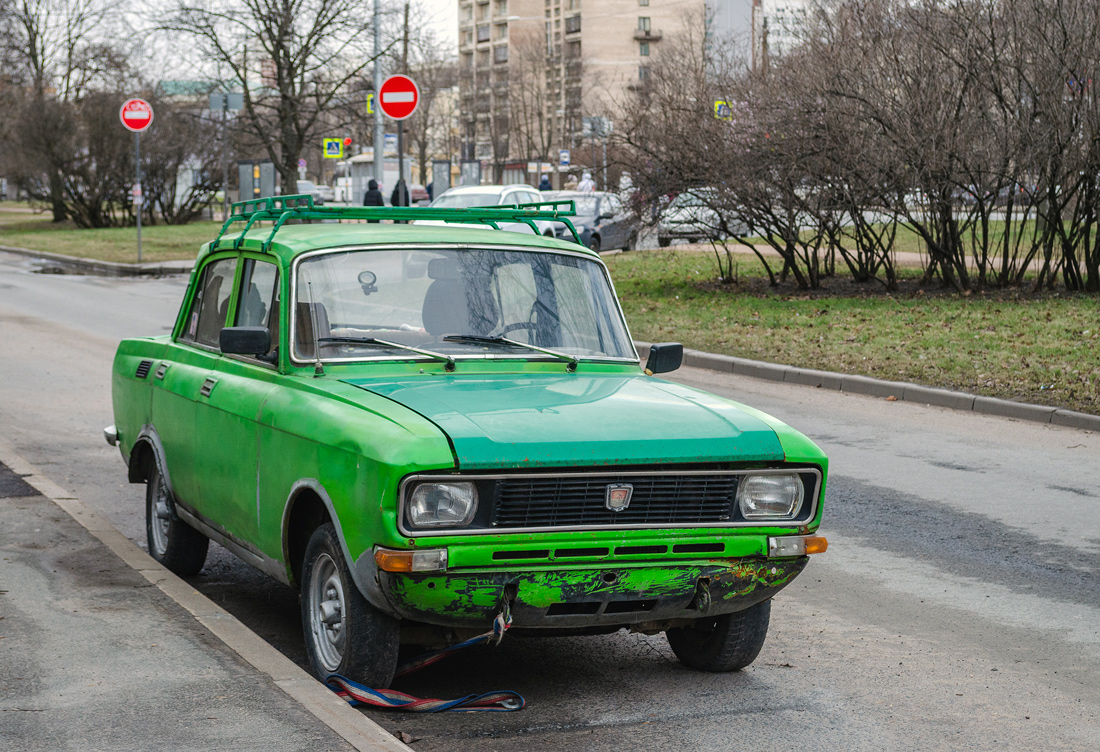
[326,609,525,712]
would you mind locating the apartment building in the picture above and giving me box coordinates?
[457,0,734,186]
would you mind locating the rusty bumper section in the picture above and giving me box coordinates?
[379,557,807,629]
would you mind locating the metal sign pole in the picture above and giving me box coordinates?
[135,132,143,263]
[397,119,405,207]
[221,94,229,220]
[372,0,383,187]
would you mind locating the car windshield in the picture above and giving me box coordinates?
[430,192,500,209]
[671,192,713,208]
[571,197,601,216]
[294,248,635,363]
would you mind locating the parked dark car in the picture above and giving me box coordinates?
[550,191,638,252]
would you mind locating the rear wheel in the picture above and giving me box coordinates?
[623,232,638,252]
[588,236,601,252]
[301,523,399,687]
[145,463,208,576]
[665,600,770,672]
[658,236,671,247]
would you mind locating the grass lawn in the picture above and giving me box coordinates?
[606,249,1100,415]
[0,217,220,263]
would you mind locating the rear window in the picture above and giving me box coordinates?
[431,192,500,209]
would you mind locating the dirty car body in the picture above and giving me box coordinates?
[109,197,828,687]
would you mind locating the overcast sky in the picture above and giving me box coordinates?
[421,0,458,50]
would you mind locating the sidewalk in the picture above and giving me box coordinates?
[0,450,405,752]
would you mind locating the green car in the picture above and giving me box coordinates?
[107,196,828,688]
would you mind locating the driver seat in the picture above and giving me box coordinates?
[422,278,497,337]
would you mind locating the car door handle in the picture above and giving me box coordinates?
[200,377,218,398]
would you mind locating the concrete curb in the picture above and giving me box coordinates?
[0,244,194,277]
[0,438,408,752]
[638,342,1100,431]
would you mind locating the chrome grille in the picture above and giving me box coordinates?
[492,475,739,528]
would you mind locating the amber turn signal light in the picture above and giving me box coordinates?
[804,536,828,554]
[767,535,828,558]
[374,547,448,573]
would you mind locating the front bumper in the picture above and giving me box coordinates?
[378,557,807,629]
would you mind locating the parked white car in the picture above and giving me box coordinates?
[296,180,335,204]
[657,189,746,247]
[420,185,559,235]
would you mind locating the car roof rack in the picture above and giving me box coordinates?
[211,194,584,253]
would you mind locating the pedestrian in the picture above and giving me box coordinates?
[577,171,596,192]
[427,182,434,201]
[391,178,410,223]
[362,178,384,223]
[564,174,578,190]
[391,179,410,207]
[538,174,552,191]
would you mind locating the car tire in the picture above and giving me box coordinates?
[623,232,637,252]
[145,463,209,577]
[588,236,601,252]
[658,236,671,247]
[301,523,399,687]
[665,599,770,672]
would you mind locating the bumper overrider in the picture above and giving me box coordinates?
[375,549,818,629]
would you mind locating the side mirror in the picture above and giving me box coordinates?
[644,342,683,374]
[220,326,272,356]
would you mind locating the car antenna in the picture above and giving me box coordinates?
[307,280,324,377]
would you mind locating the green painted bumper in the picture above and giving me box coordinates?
[378,557,807,629]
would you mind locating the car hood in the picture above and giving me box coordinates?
[342,372,784,469]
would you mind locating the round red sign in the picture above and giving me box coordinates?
[377,75,420,120]
[120,98,154,133]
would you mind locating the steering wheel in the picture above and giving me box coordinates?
[491,321,536,337]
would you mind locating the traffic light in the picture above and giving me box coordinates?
[343,137,352,147]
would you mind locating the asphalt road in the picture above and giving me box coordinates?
[1,250,1098,750]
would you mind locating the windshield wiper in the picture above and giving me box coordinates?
[443,334,578,372]
[317,337,456,371]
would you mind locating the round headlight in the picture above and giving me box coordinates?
[737,473,804,520]
[407,482,478,528]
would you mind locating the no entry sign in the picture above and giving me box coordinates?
[377,75,419,120]
[120,99,154,132]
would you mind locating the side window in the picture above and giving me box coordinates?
[180,257,238,348]
[235,258,280,360]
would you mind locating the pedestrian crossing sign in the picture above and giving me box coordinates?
[323,138,344,159]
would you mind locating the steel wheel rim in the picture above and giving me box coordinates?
[309,552,345,672]
[150,476,171,556]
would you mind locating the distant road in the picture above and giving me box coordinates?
[1,249,1097,750]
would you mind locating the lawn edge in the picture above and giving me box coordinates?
[0,243,194,276]
[636,342,1100,429]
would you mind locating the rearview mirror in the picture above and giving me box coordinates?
[644,342,683,374]
[220,326,272,356]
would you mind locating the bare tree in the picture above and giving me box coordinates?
[0,0,131,219]
[163,0,390,190]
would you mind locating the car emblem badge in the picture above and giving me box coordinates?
[605,484,633,512]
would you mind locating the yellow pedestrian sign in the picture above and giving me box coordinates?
[366,92,374,115]
[323,138,344,159]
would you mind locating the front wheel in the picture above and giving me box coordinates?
[301,523,399,687]
[145,463,208,576]
[658,236,671,247]
[665,599,770,672]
